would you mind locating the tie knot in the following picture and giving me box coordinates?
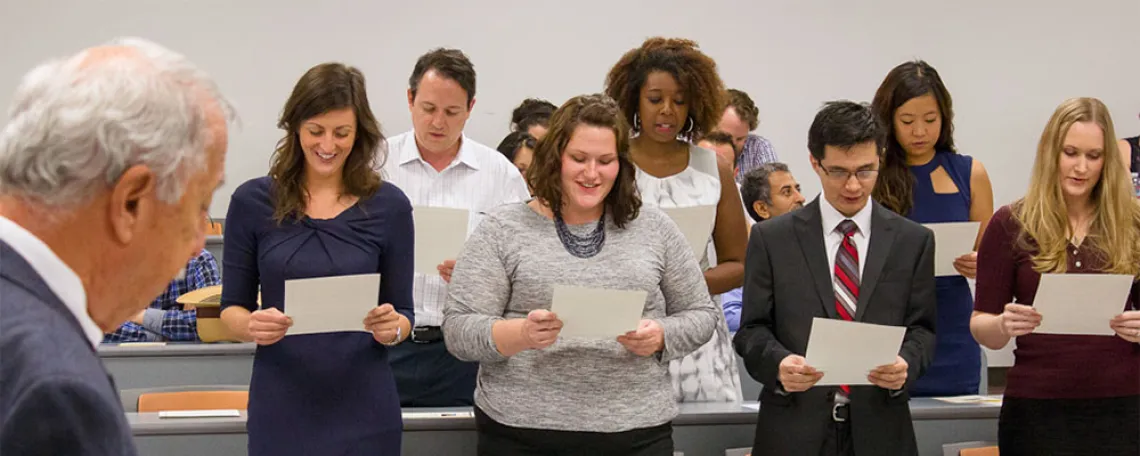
[837,219,857,237]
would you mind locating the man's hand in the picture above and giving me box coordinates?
[868,356,908,390]
[778,354,824,392]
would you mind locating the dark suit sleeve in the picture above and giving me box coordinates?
[1,377,133,456]
[899,229,938,390]
[733,225,793,388]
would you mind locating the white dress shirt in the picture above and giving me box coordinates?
[0,216,101,347]
[380,131,530,327]
[819,197,873,296]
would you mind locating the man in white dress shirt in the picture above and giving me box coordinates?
[382,48,530,407]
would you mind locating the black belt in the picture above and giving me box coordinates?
[411,326,444,344]
[831,403,849,422]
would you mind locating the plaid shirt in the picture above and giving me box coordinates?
[103,250,221,342]
[733,134,779,183]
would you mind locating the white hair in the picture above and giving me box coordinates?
[0,37,238,208]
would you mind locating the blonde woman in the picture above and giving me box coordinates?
[970,97,1140,455]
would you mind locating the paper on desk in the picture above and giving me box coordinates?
[933,395,1003,405]
[923,222,980,277]
[550,285,647,339]
[661,205,717,259]
[1033,273,1133,336]
[805,318,906,386]
[402,411,474,419]
[284,274,380,335]
[412,206,470,275]
[158,409,241,418]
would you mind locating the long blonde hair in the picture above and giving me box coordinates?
[1014,97,1140,276]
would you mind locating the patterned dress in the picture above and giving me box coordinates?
[637,144,742,402]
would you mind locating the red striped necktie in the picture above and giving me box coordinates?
[833,219,860,395]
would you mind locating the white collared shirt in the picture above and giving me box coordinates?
[380,131,530,326]
[819,197,873,284]
[0,216,101,347]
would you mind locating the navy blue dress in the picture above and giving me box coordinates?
[906,150,981,397]
[220,177,415,456]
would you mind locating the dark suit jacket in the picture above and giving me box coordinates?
[0,241,138,456]
[732,199,937,456]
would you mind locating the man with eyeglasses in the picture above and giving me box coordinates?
[733,101,936,456]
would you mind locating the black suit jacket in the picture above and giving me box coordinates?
[0,241,138,456]
[732,199,937,456]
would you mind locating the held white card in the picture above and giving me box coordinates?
[923,222,980,277]
[158,409,242,418]
[550,285,647,339]
[412,206,470,275]
[805,318,906,386]
[284,273,381,336]
[1033,273,1133,336]
[661,205,717,259]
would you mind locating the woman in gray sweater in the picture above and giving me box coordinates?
[442,94,718,455]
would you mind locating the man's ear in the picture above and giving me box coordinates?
[407,88,415,109]
[467,97,477,113]
[108,165,157,245]
[753,201,771,220]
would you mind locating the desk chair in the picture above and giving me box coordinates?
[121,384,248,412]
[942,441,999,456]
[736,353,763,401]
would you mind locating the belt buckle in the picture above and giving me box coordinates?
[411,326,433,344]
[831,403,848,422]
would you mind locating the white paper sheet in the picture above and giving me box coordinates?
[401,411,474,419]
[923,222,980,277]
[550,285,647,339]
[661,205,717,259]
[284,274,381,336]
[804,318,906,386]
[933,395,1004,405]
[1032,273,1133,336]
[412,206,470,275]
[158,409,242,418]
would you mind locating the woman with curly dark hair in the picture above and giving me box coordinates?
[605,37,747,403]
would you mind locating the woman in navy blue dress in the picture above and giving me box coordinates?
[872,60,995,397]
[219,63,414,455]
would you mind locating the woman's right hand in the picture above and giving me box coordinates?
[999,303,1042,337]
[521,309,562,350]
[249,308,293,346]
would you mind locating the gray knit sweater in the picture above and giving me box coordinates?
[442,202,717,432]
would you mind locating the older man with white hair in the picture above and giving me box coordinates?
[0,38,235,456]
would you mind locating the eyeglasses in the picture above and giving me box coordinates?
[818,160,879,182]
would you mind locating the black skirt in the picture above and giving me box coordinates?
[999,395,1140,456]
[474,407,673,456]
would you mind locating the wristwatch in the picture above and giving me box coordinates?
[383,326,403,346]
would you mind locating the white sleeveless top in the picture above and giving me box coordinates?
[636,144,742,403]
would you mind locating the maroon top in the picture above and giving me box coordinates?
[975,205,1140,399]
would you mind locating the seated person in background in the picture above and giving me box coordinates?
[718,88,779,182]
[697,130,738,172]
[1118,111,1138,173]
[722,163,805,332]
[510,98,557,139]
[103,249,220,343]
[495,130,537,176]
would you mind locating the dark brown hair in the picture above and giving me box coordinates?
[269,63,383,222]
[871,60,956,215]
[526,94,641,228]
[409,48,476,106]
[511,98,557,132]
[698,130,734,147]
[725,88,760,130]
[604,37,725,141]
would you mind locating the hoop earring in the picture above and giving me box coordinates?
[632,113,641,132]
[683,116,695,135]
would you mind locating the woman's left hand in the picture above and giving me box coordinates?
[1110,310,1140,343]
[617,319,665,357]
[953,251,978,278]
[364,304,403,344]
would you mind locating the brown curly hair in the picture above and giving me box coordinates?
[269,63,384,222]
[604,37,725,141]
[726,88,760,130]
[526,94,641,228]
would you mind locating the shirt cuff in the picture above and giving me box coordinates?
[142,308,165,334]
